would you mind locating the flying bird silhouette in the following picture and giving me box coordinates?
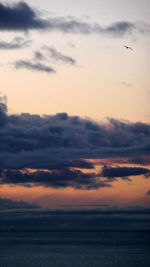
[123,45,133,51]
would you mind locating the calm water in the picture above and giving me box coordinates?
[0,231,150,267]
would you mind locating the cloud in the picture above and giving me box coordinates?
[103,22,134,36]
[100,166,150,179]
[33,47,76,67]
[34,50,46,61]
[0,98,150,189]
[0,96,7,126]
[0,197,39,210]
[0,98,150,161]
[0,204,150,230]
[47,18,149,37]
[43,46,76,65]
[14,60,56,73]
[121,82,132,87]
[1,165,149,189]
[0,168,111,190]
[130,156,150,166]
[146,190,150,196]
[0,37,31,49]
[0,2,149,38]
[0,1,49,31]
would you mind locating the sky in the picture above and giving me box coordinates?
[0,0,150,231]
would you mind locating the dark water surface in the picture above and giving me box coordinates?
[0,231,150,267]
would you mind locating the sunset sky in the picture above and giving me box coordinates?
[0,0,150,230]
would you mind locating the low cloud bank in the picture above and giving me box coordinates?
[0,97,150,189]
[0,197,150,230]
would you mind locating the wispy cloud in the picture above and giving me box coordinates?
[14,60,56,73]
[13,46,76,74]
[0,37,31,49]
[34,50,46,61]
[46,19,150,37]
[43,46,76,65]
[121,82,132,87]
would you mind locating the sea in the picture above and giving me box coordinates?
[0,231,150,267]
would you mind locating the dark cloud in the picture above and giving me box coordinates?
[14,60,55,73]
[0,99,150,160]
[43,206,150,216]
[146,190,150,196]
[0,1,49,31]
[0,96,7,126]
[43,46,76,65]
[0,98,150,189]
[0,197,39,210]
[0,2,149,38]
[101,166,150,179]
[0,168,110,190]
[1,165,149,189]
[0,37,31,49]
[0,204,150,230]
[34,50,46,61]
[69,159,94,169]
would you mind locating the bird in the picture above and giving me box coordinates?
[123,45,133,51]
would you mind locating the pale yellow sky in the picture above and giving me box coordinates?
[1,35,149,122]
[0,0,149,122]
